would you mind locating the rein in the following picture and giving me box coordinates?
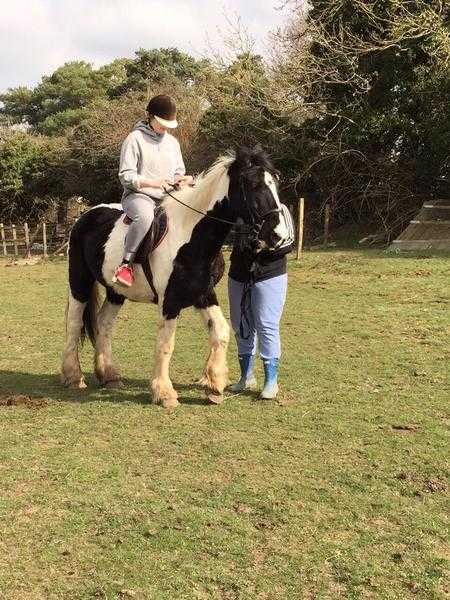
[162,186,244,229]
[162,180,281,238]
[239,269,256,340]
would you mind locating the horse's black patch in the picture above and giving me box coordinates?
[106,286,126,306]
[162,199,231,319]
[69,206,125,302]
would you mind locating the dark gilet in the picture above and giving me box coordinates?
[229,242,293,283]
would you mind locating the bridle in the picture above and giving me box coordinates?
[237,176,281,244]
[162,172,281,245]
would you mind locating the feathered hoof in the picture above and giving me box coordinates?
[196,375,209,387]
[151,378,179,408]
[160,395,179,409]
[206,389,224,404]
[62,377,87,390]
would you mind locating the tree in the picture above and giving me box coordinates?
[0,86,33,124]
[0,60,129,135]
[194,53,276,163]
[109,48,210,97]
[270,0,450,233]
[0,131,68,220]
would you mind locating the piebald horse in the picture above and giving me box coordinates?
[61,146,288,407]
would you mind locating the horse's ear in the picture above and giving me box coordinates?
[235,146,253,169]
[252,143,264,156]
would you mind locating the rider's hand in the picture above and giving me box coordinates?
[174,175,194,189]
[153,178,173,190]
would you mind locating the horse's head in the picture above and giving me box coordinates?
[227,145,289,251]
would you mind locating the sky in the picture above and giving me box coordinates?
[0,0,288,93]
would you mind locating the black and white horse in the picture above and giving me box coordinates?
[61,146,288,407]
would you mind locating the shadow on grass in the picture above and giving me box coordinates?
[290,247,450,260]
[0,370,240,407]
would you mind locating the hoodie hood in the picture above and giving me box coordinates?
[133,120,165,143]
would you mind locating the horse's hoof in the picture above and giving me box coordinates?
[161,396,179,409]
[206,391,224,404]
[151,378,179,408]
[104,380,125,389]
[67,379,87,390]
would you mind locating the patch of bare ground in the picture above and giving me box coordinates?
[4,257,42,267]
[390,423,422,433]
[0,394,48,408]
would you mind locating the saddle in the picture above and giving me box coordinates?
[123,206,168,303]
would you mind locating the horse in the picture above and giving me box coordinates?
[61,145,289,407]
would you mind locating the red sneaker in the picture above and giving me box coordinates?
[113,264,134,287]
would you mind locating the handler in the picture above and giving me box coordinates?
[113,94,193,287]
[228,206,294,399]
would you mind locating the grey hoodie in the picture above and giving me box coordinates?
[118,120,185,201]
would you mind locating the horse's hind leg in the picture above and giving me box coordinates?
[196,292,230,403]
[94,290,124,388]
[61,292,87,389]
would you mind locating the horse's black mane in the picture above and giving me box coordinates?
[228,145,278,180]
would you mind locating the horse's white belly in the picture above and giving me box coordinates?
[102,218,156,303]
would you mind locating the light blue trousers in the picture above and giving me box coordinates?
[228,274,288,359]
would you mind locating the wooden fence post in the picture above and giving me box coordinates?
[24,222,31,258]
[323,204,330,247]
[296,197,305,260]
[12,225,18,256]
[0,223,6,256]
[43,222,48,258]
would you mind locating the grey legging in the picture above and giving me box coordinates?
[121,193,156,261]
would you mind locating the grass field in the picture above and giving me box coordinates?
[0,250,449,600]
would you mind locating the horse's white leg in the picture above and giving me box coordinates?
[94,299,123,388]
[197,303,230,403]
[151,317,179,408]
[61,292,87,389]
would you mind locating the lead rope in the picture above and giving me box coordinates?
[239,263,256,340]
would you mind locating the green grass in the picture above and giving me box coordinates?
[0,250,449,600]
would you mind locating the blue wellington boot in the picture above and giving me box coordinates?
[229,354,257,392]
[261,358,279,399]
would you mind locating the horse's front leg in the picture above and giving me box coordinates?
[151,316,179,408]
[196,293,230,404]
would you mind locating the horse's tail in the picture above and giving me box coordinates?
[81,283,100,348]
[67,224,99,349]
